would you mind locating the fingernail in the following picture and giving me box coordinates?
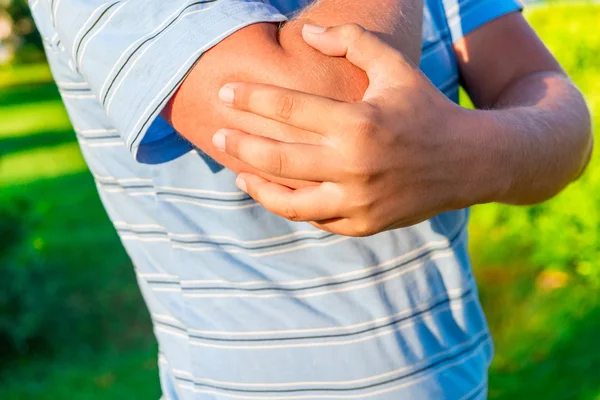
[236,176,247,193]
[303,24,327,34]
[218,85,235,105]
[212,130,228,151]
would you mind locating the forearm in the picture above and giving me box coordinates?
[461,71,593,206]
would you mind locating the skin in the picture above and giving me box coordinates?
[161,0,424,189]
[212,15,593,237]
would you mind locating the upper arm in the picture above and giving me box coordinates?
[453,11,563,108]
[50,0,287,163]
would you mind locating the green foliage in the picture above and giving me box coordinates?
[1,0,45,64]
[0,173,158,398]
[0,196,52,355]
[0,183,150,360]
[2,345,160,400]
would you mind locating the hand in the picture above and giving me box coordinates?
[213,24,479,237]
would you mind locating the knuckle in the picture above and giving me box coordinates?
[352,219,376,237]
[353,116,375,137]
[351,105,381,136]
[225,134,240,157]
[275,94,296,122]
[342,23,366,41]
[282,205,301,222]
[264,148,286,176]
[348,160,377,182]
[351,192,377,215]
[231,84,248,107]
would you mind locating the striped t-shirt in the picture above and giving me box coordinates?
[30,0,522,398]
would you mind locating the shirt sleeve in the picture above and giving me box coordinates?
[442,0,523,43]
[54,0,287,163]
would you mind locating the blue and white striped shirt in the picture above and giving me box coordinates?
[30,0,522,398]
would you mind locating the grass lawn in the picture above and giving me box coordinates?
[1,3,599,399]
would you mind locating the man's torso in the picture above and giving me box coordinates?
[31,1,491,398]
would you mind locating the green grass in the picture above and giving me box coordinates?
[0,174,159,398]
[1,4,599,399]
[0,64,53,88]
[1,143,87,186]
[0,75,157,398]
[2,345,160,400]
[0,100,72,139]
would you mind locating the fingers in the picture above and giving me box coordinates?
[237,173,394,237]
[236,174,342,222]
[302,24,412,91]
[219,82,358,136]
[213,129,338,181]
[310,219,368,237]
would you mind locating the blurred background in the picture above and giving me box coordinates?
[1,0,599,398]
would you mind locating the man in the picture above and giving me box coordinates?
[29,1,591,400]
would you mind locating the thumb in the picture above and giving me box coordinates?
[302,23,412,90]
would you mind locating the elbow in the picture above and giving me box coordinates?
[278,22,369,102]
[572,122,594,183]
[570,96,594,183]
[280,48,369,103]
[535,112,594,204]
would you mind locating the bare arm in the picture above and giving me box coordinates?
[454,12,593,205]
[203,17,593,236]
[161,0,423,182]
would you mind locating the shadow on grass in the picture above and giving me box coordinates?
[0,129,76,157]
[1,171,156,398]
[489,304,600,400]
[0,83,60,107]
[476,264,600,400]
[0,172,160,400]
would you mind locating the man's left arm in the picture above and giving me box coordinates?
[210,14,593,236]
[454,11,593,205]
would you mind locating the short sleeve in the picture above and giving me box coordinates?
[54,0,287,163]
[442,0,523,43]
